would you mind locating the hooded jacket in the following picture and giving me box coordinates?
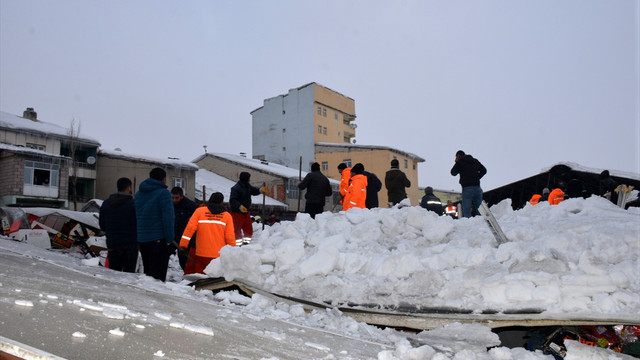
[134,178,175,244]
[99,192,137,248]
[180,202,235,258]
[450,154,487,188]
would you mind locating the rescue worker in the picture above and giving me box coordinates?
[180,192,236,274]
[548,188,566,205]
[529,193,542,206]
[337,163,351,207]
[420,187,443,215]
[343,163,368,211]
[445,200,458,218]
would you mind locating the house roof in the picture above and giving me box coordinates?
[99,149,199,170]
[195,168,288,209]
[483,161,640,209]
[192,152,340,185]
[0,111,101,146]
[315,142,426,162]
[0,142,70,160]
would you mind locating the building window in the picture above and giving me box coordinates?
[334,113,338,120]
[317,106,322,115]
[323,127,327,135]
[343,159,352,167]
[317,125,322,134]
[404,159,408,169]
[321,162,328,171]
[24,161,59,186]
[287,177,299,200]
[173,177,185,190]
[323,108,327,117]
[26,143,46,151]
[343,119,350,125]
[344,136,350,143]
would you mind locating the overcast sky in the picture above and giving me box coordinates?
[1,1,638,191]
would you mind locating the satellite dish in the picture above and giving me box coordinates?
[352,139,356,144]
[350,123,358,129]
[86,156,96,165]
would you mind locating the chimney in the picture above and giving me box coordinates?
[23,107,37,121]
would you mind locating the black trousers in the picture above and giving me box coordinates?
[138,240,171,282]
[107,242,139,273]
[305,203,325,219]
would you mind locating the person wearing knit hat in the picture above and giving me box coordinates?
[229,172,264,245]
[420,186,443,215]
[385,158,411,207]
[343,163,368,211]
[298,162,333,219]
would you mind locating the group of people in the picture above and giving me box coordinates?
[528,170,620,207]
[99,168,267,280]
[295,159,412,218]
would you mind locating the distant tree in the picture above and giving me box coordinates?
[67,118,81,210]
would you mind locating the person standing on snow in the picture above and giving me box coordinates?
[134,168,175,282]
[362,164,382,209]
[297,162,333,219]
[337,163,351,208]
[171,187,197,271]
[385,158,411,206]
[420,186,443,215]
[229,172,264,245]
[343,163,368,211]
[450,150,487,218]
[180,192,236,274]
[99,177,138,273]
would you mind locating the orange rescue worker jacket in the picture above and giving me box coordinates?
[529,194,542,206]
[445,205,457,215]
[180,206,236,259]
[339,167,352,199]
[343,174,368,211]
[548,188,565,205]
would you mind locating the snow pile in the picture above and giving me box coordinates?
[207,196,640,316]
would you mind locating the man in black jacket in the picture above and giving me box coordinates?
[450,150,487,218]
[362,165,382,209]
[298,162,333,218]
[229,172,262,244]
[171,187,196,270]
[385,159,411,206]
[99,177,138,272]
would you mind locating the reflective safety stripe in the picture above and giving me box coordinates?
[349,201,357,205]
[197,220,227,226]
[427,201,441,205]
[181,235,191,241]
[360,189,366,192]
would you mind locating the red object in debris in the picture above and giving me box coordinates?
[9,220,21,233]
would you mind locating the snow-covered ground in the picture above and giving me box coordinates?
[1,196,638,359]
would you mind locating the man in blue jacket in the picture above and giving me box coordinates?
[135,168,175,282]
[99,177,137,273]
